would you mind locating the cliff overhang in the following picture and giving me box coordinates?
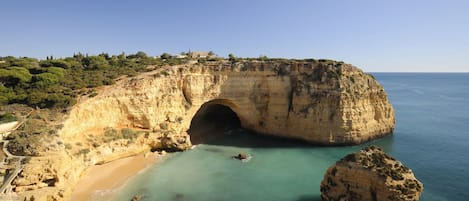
[61,60,395,146]
[8,59,395,200]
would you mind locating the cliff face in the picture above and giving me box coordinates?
[321,146,423,201]
[61,60,395,145]
[11,60,395,200]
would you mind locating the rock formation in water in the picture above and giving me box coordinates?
[2,59,394,200]
[321,146,423,201]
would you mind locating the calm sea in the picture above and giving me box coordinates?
[110,73,469,201]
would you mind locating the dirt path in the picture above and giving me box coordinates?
[0,110,34,194]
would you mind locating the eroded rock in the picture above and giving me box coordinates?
[4,60,395,200]
[60,60,395,146]
[235,153,248,160]
[321,146,423,201]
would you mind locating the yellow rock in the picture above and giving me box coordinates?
[61,60,394,145]
[321,146,423,201]
[12,60,395,200]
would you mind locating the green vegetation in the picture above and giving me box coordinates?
[1,52,346,109]
[5,109,63,156]
[77,148,90,156]
[160,52,172,60]
[228,53,238,63]
[0,112,17,123]
[0,52,188,108]
[258,55,268,61]
[103,127,143,143]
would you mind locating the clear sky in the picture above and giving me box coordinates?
[1,0,468,72]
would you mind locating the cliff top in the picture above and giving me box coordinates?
[0,52,360,110]
[340,146,413,181]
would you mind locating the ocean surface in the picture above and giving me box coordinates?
[110,73,469,201]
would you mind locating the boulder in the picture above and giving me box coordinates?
[321,146,423,201]
[131,194,143,201]
[235,153,248,160]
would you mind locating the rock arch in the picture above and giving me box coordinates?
[187,99,243,144]
[61,61,395,146]
[21,61,396,200]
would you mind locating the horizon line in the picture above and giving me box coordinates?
[367,71,469,73]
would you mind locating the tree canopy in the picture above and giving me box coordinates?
[0,51,186,108]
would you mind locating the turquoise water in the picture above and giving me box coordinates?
[111,73,469,201]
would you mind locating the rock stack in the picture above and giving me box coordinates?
[321,146,423,201]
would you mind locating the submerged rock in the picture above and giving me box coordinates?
[320,146,423,201]
[233,153,252,162]
[235,153,248,160]
[174,193,185,201]
[130,194,143,201]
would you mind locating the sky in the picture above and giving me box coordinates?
[1,0,468,72]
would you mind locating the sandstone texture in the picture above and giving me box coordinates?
[62,60,394,145]
[321,146,423,201]
[1,59,394,200]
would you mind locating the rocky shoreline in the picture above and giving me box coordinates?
[0,59,396,200]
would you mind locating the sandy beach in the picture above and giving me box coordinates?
[71,152,160,201]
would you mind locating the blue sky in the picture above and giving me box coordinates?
[1,0,468,72]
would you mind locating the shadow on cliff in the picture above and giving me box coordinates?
[186,102,394,149]
[187,104,313,148]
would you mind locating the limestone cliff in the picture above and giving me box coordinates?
[3,59,394,200]
[61,60,394,145]
[321,146,423,201]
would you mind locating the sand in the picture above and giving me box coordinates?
[70,152,160,201]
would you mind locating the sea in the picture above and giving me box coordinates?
[109,73,469,201]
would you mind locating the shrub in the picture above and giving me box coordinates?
[0,67,32,86]
[89,92,98,97]
[77,148,90,155]
[32,72,61,88]
[160,53,172,60]
[159,123,168,130]
[0,113,17,123]
[228,53,238,63]
[82,55,110,70]
[104,127,118,138]
[46,67,65,77]
[161,71,170,77]
[121,128,140,139]
[197,58,207,64]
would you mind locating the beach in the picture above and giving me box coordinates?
[70,152,160,201]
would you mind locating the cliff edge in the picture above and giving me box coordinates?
[3,59,395,200]
[61,60,395,145]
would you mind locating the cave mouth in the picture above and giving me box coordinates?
[188,104,241,145]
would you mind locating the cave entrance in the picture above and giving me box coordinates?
[188,103,241,145]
